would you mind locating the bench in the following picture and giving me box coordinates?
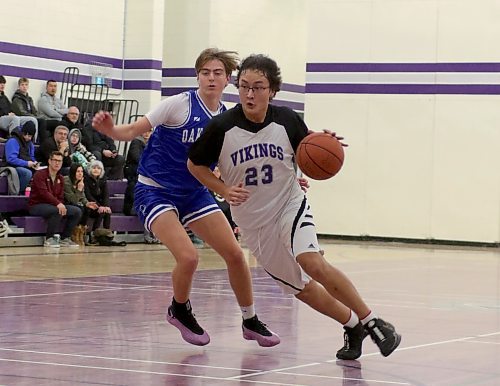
[11,214,144,233]
[2,176,144,238]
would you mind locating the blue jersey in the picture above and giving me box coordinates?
[137,90,225,192]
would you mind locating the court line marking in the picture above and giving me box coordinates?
[2,332,499,384]
[229,331,500,381]
[277,371,410,385]
[0,358,306,386]
[0,348,262,372]
[0,286,154,299]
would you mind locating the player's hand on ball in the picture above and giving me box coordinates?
[226,182,250,206]
[321,129,348,147]
[297,177,309,193]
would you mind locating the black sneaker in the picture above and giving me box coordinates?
[365,318,401,357]
[336,322,368,360]
[242,315,280,347]
[166,304,210,346]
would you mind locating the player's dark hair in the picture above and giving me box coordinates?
[235,54,282,97]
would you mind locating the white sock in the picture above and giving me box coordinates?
[361,311,377,325]
[344,310,360,328]
[241,304,256,320]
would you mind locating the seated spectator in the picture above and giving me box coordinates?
[28,151,81,247]
[84,160,112,242]
[60,106,82,131]
[38,80,68,119]
[63,163,99,245]
[0,76,38,139]
[5,121,40,194]
[82,123,125,180]
[123,128,158,244]
[123,128,152,215]
[68,128,96,168]
[11,77,46,142]
[37,80,68,140]
[39,125,71,171]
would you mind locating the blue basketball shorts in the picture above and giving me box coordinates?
[134,182,221,232]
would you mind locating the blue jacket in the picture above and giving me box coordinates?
[5,130,35,168]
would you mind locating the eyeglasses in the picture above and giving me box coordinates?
[50,158,63,163]
[238,85,270,94]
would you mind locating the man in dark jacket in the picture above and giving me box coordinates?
[60,106,82,131]
[5,121,39,194]
[39,125,72,172]
[29,151,81,247]
[83,124,125,180]
[123,129,152,215]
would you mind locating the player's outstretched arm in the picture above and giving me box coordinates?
[92,111,152,141]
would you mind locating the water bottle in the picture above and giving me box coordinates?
[24,186,31,197]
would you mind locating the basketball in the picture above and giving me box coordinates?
[296,132,344,180]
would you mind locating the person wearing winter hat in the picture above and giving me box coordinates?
[5,120,40,194]
[83,160,112,241]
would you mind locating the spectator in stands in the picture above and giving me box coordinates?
[38,80,68,119]
[84,160,112,240]
[60,106,82,131]
[5,121,39,194]
[68,128,96,168]
[11,77,46,142]
[39,125,71,171]
[123,128,152,215]
[0,76,38,140]
[82,124,125,180]
[123,128,158,243]
[28,151,81,247]
[63,163,99,245]
[37,80,68,140]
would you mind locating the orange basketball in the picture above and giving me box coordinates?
[296,132,344,180]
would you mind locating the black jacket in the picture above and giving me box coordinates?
[39,137,72,166]
[0,92,13,117]
[11,90,37,116]
[124,137,146,178]
[81,124,117,154]
[84,174,109,206]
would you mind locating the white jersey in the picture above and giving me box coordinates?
[189,104,309,230]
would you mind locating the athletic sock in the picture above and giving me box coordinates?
[172,297,191,315]
[240,304,256,320]
[343,310,360,328]
[360,310,377,325]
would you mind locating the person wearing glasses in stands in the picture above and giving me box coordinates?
[28,151,81,248]
[92,48,279,348]
[60,106,82,132]
[188,54,401,360]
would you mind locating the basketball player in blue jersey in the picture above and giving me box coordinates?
[92,48,279,347]
[188,54,401,360]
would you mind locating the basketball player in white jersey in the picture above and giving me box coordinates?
[188,54,401,359]
[92,48,279,347]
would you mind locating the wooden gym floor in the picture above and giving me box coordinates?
[0,239,499,385]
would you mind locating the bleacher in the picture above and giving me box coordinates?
[0,142,144,247]
[0,68,147,246]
